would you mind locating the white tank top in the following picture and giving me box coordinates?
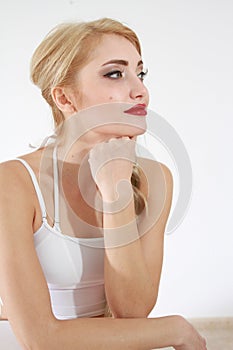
[6,149,106,320]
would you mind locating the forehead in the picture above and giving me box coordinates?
[88,34,141,65]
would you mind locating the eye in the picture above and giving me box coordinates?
[103,70,124,79]
[137,68,148,81]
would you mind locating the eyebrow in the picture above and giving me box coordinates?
[101,59,143,67]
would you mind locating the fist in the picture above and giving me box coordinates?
[88,137,136,202]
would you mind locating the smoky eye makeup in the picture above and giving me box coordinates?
[137,68,148,81]
[103,69,124,79]
[99,63,148,80]
[99,64,125,79]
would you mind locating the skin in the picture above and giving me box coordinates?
[54,34,149,115]
[52,34,168,317]
[0,33,207,349]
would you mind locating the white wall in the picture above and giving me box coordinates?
[0,0,232,318]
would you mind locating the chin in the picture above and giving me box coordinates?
[101,125,146,138]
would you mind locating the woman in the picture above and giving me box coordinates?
[0,18,207,349]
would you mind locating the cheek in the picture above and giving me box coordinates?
[76,91,101,110]
[106,89,128,102]
[77,84,127,109]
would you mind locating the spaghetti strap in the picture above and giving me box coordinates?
[52,146,62,232]
[14,158,47,221]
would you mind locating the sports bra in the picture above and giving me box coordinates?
[2,147,106,320]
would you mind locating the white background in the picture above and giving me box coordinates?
[0,0,232,318]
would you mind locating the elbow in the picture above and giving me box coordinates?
[113,307,150,319]
[20,337,50,350]
[107,288,158,319]
[19,339,41,350]
[23,338,53,350]
[112,299,156,319]
[19,318,58,350]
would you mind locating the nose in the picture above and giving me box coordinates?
[129,76,149,104]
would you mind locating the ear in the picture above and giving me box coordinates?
[51,86,77,116]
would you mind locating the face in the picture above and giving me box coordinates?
[62,34,150,140]
[72,34,149,110]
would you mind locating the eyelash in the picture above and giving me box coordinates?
[103,68,148,81]
[104,70,124,79]
[138,68,148,81]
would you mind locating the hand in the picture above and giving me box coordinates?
[88,137,136,202]
[174,316,207,350]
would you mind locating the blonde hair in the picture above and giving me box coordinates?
[31,19,145,201]
[31,18,141,126]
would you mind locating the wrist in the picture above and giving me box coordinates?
[171,315,191,347]
[102,182,134,214]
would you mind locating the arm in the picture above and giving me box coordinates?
[0,161,206,350]
[103,161,173,318]
[88,138,172,318]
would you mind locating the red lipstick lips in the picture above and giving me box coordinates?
[124,104,147,116]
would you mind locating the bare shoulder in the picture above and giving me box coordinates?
[0,158,35,212]
[136,157,173,230]
[0,147,43,182]
[137,156,173,195]
[0,159,27,184]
